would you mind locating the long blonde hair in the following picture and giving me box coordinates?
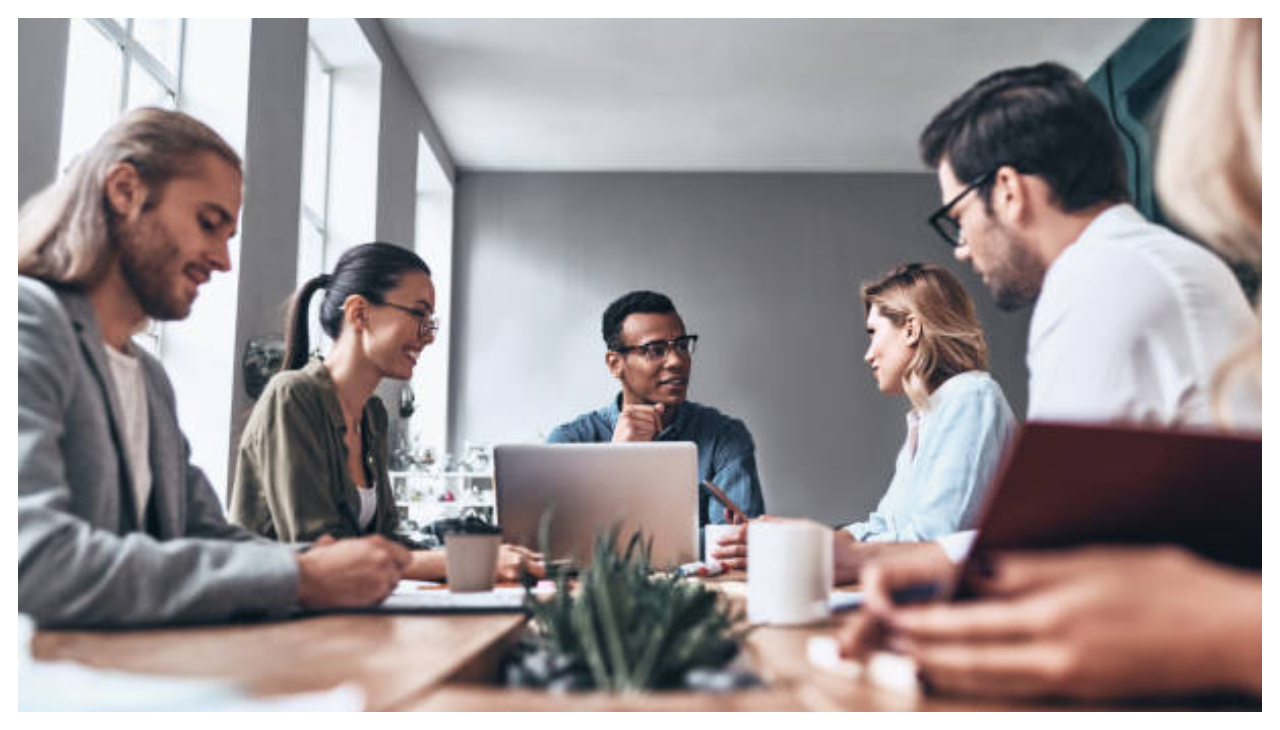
[861,263,989,410]
[18,107,242,289]
[1156,19,1261,423]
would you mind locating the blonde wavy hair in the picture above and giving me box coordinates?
[1156,18,1261,424]
[18,107,242,289]
[861,263,989,411]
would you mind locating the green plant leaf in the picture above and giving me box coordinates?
[518,519,750,692]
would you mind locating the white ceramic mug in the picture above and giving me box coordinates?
[746,520,833,625]
[703,523,741,569]
[444,533,501,593]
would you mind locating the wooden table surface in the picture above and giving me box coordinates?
[29,577,1219,711]
[31,612,526,711]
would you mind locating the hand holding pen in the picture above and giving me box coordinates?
[702,479,754,569]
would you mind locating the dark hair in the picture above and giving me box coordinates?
[919,62,1130,213]
[601,290,678,350]
[281,242,432,371]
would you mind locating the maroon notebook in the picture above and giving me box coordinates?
[957,421,1261,597]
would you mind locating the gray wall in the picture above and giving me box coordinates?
[449,172,1031,525]
[18,18,69,205]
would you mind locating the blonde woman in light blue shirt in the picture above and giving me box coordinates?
[713,263,1015,582]
[846,263,1015,542]
[827,264,1015,578]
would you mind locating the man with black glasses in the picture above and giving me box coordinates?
[921,61,1253,426]
[547,290,765,528]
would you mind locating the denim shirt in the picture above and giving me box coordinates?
[547,394,766,526]
[845,371,1016,543]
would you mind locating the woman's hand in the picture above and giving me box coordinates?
[832,531,952,586]
[708,514,795,569]
[496,543,545,582]
[838,545,1261,700]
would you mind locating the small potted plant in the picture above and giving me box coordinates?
[503,519,760,693]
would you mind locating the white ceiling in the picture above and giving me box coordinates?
[382,18,1144,173]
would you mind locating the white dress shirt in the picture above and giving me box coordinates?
[1026,204,1256,427]
[935,205,1256,565]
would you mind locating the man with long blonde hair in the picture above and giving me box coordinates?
[19,108,410,627]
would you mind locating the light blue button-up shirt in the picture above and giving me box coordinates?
[845,371,1016,543]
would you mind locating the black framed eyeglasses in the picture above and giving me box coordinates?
[928,169,996,248]
[374,301,439,338]
[613,334,699,362]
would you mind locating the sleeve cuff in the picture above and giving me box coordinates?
[936,530,977,563]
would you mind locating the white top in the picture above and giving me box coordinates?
[104,344,151,525]
[357,485,377,531]
[1027,204,1257,427]
[933,206,1257,565]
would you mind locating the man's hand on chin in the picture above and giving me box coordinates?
[612,402,665,442]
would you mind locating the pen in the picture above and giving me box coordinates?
[701,479,748,525]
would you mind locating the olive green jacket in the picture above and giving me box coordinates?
[230,360,401,542]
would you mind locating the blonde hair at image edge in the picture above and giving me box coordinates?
[1155,18,1261,423]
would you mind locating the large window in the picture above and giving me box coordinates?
[411,136,455,456]
[296,22,381,359]
[59,19,184,173]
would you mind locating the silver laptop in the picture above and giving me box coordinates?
[493,442,699,569]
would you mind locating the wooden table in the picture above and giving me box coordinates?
[31,613,526,711]
[28,578,1215,711]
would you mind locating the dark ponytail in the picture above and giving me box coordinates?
[279,242,432,372]
[280,274,329,372]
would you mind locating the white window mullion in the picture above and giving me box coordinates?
[88,17,182,100]
[174,19,187,103]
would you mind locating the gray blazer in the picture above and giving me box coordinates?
[18,277,299,627]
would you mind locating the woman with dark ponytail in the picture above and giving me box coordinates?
[230,242,542,582]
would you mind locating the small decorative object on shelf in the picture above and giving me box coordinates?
[390,430,414,472]
[390,442,495,532]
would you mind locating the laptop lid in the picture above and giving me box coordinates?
[493,442,699,569]
[956,421,1261,597]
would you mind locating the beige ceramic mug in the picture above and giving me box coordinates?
[444,532,501,592]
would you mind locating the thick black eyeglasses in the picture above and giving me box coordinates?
[375,301,439,338]
[927,169,996,248]
[613,334,699,362]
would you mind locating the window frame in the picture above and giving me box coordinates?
[299,39,336,271]
[87,18,186,112]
